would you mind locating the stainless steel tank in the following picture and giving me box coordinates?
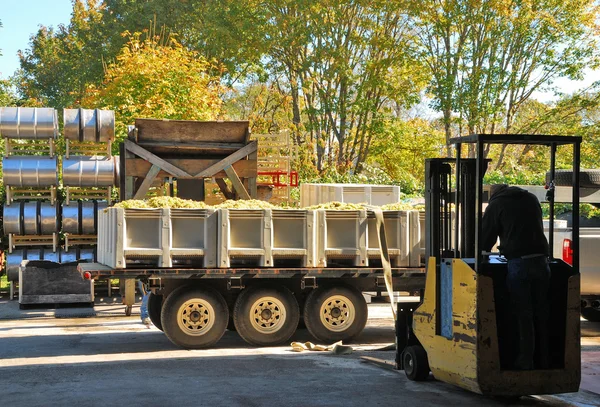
[60,247,96,263]
[23,202,39,234]
[39,202,59,234]
[2,156,59,187]
[63,108,115,142]
[2,201,58,235]
[6,249,43,281]
[79,247,96,262]
[0,107,57,139]
[59,249,78,263]
[3,203,22,234]
[62,156,116,187]
[44,250,60,262]
[61,203,79,234]
[81,200,107,234]
[62,200,107,234]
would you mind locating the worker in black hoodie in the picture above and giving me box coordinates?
[482,184,550,370]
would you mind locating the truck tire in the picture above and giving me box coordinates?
[147,293,163,331]
[303,285,368,343]
[233,285,299,346]
[581,308,600,322]
[403,345,430,381]
[546,169,600,188]
[160,285,228,349]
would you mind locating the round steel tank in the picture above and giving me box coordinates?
[81,200,107,234]
[60,248,96,263]
[22,202,39,234]
[3,203,22,235]
[0,107,57,139]
[62,156,116,187]
[79,248,96,262]
[63,108,115,142]
[2,201,59,235]
[39,202,59,234]
[2,156,59,187]
[59,249,78,263]
[6,249,43,281]
[62,200,107,234]
[61,204,79,234]
[44,250,60,263]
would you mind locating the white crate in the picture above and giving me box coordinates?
[218,209,272,267]
[218,208,316,268]
[316,209,367,267]
[300,183,401,206]
[271,209,316,267]
[98,207,217,268]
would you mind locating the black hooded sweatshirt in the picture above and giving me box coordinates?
[482,186,549,260]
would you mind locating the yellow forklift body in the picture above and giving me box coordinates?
[413,256,581,396]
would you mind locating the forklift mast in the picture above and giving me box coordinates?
[425,158,483,263]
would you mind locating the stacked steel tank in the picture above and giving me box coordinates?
[1,107,116,282]
[60,108,116,265]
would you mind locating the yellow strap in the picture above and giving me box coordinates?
[290,341,352,354]
[367,206,396,320]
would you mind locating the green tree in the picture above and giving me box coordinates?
[224,78,294,134]
[17,0,266,108]
[411,0,599,153]
[18,0,105,107]
[0,78,19,106]
[367,118,445,192]
[263,0,428,172]
[81,32,225,142]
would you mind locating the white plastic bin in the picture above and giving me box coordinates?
[98,207,217,268]
[300,183,401,206]
[271,209,316,267]
[218,209,271,267]
[316,209,367,267]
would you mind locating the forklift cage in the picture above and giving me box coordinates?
[444,134,582,273]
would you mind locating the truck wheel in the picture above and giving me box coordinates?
[161,286,228,349]
[581,308,600,322]
[147,293,163,331]
[304,285,368,343]
[403,345,430,381]
[233,285,299,346]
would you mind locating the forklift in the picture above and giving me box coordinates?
[396,134,581,396]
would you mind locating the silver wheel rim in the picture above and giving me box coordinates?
[249,296,286,334]
[177,298,215,336]
[405,353,414,374]
[319,295,355,332]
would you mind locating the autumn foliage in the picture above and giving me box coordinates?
[82,32,225,141]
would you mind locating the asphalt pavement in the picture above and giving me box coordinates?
[0,298,599,407]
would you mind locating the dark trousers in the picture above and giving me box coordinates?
[506,256,551,370]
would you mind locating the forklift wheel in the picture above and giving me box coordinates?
[403,345,430,381]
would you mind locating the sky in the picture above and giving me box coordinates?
[0,0,73,78]
[0,0,599,104]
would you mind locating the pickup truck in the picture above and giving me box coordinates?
[516,180,600,322]
[546,216,600,322]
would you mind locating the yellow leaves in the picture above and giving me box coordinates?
[82,30,226,141]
